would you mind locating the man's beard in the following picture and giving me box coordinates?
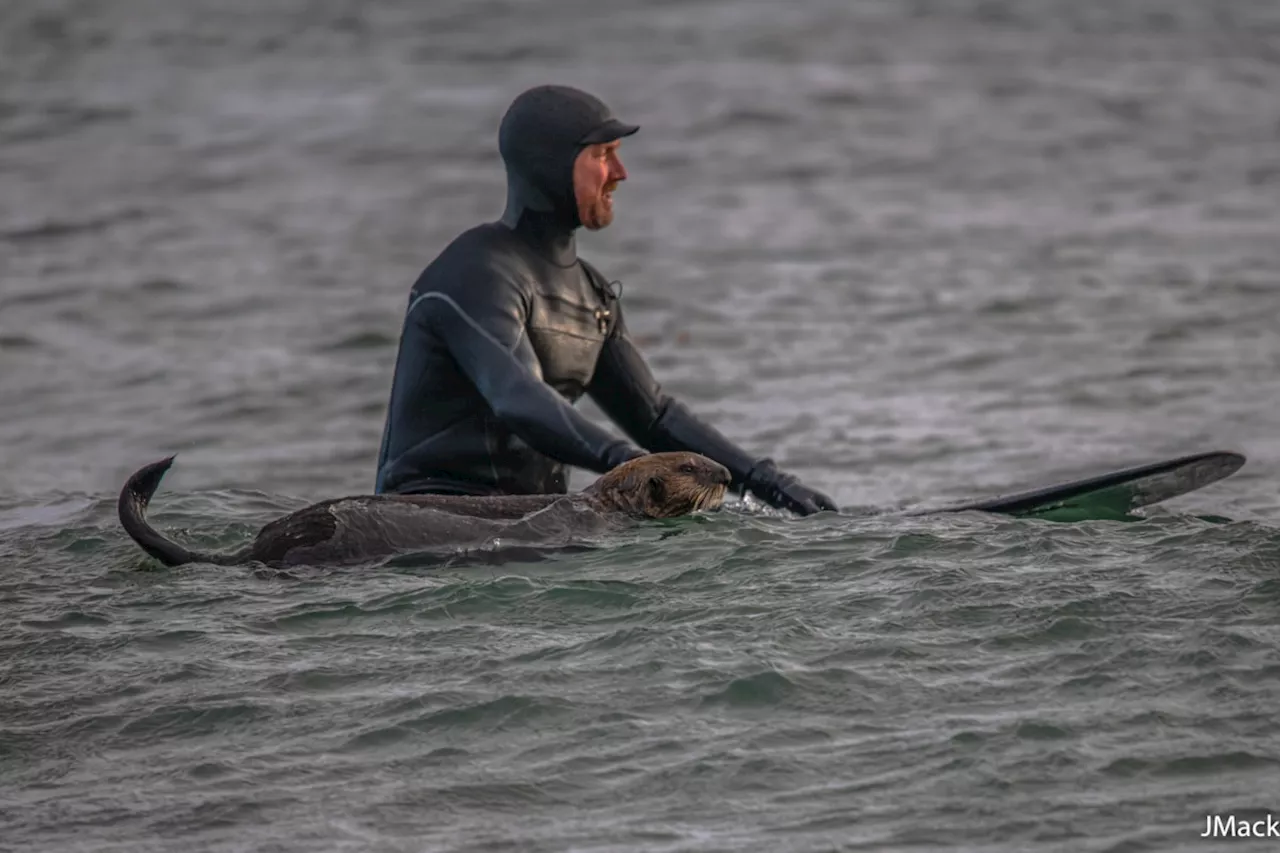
[583,193,614,230]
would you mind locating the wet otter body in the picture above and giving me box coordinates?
[118,452,730,569]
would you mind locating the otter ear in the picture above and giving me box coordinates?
[647,475,666,508]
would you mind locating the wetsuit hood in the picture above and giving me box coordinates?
[498,85,639,263]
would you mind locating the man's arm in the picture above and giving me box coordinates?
[586,309,838,515]
[412,274,643,474]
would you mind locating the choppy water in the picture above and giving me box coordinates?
[4,0,1280,850]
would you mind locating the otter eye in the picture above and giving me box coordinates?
[680,463,696,474]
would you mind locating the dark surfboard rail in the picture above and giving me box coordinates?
[923,450,1246,519]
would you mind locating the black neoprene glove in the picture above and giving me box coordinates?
[743,458,839,516]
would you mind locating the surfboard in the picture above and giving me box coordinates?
[922,450,1246,521]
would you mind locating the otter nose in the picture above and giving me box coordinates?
[711,463,731,486]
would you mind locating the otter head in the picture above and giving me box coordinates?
[587,452,731,519]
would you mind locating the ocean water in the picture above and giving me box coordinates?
[4,0,1280,850]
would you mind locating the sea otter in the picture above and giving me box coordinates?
[117,451,731,569]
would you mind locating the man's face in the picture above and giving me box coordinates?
[573,140,627,230]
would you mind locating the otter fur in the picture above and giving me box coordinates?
[117,452,731,568]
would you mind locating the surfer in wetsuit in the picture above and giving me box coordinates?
[373,84,837,516]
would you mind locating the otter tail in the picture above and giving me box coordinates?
[117,456,246,567]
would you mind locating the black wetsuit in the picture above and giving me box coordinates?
[374,85,836,515]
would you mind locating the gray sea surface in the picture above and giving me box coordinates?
[4,0,1280,850]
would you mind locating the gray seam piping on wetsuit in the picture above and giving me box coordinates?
[406,291,526,355]
[508,321,527,354]
[407,290,595,459]
[407,291,524,484]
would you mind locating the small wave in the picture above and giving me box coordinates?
[0,284,82,309]
[151,661,227,685]
[142,792,297,837]
[508,626,660,663]
[0,495,96,532]
[19,610,111,631]
[419,42,562,65]
[258,667,375,694]
[323,330,397,351]
[1015,720,1073,740]
[387,779,575,814]
[375,575,543,618]
[1103,750,1278,778]
[685,106,796,139]
[187,761,237,780]
[59,535,112,555]
[339,724,420,752]
[134,277,192,294]
[985,616,1101,650]
[746,726,836,750]
[127,629,208,651]
[341,695,571,751]
[701,669,796,708]
[116,701,273,740]
[534,580,645,610]
[0,101,131,143]
[1,208,147,244]
[808,88,866,108]
[0,333,39,350]
[407,694,570,731]
[250,601,373,631]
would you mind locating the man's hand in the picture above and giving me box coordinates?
[744,459,839,516]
